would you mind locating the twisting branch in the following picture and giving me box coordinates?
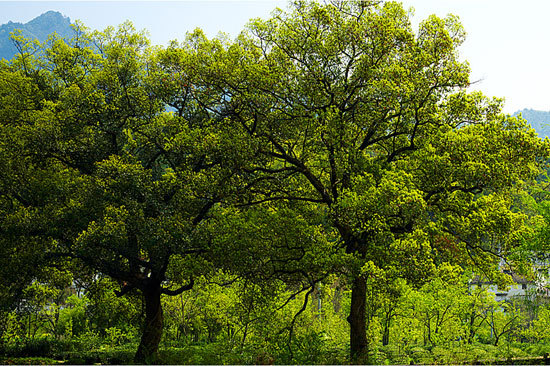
[262,133,332,204]
[161,278,195,296]
[192,199,216,226]
[115,282,136,297]
[237,196,326,207]
[286,285,315,360]
[425,185,484,202]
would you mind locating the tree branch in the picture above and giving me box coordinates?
[161,278,195,296]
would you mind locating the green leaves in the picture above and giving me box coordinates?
[1,2,549,362]
[0,20,248,302]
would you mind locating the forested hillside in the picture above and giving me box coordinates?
[515,109,550,138]
[1,2,550,365]
[0,11,72,60]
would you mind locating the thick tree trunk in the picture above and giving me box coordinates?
[135,281,163,364]
[382,318,390,346]
[347,276,368,363]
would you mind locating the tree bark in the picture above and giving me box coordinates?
[135,280,163,364]
[468,311,476,344]
[347,276,368,363]
[382,317,390,346]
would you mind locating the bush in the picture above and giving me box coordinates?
[0,337,58,358]
[159,344,225,365]
[408,346,433,365]
[63,349,134,365]
[18,338,54,357]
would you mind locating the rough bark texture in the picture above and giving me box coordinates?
[134,281,163,364]
[382,320,390,346]
[348,276,368,363]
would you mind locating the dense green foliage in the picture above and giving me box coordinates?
[4,273,550,364]
[1,1,550,364]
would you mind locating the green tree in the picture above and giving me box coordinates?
[204,202,345,356]
[523,306,550,343]
[405,266,469,347]
[486,301,521,346]
[0,24,248,362]
[182,0,549,360]
[461,285,495,344]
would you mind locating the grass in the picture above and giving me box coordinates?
[4,339,550,364]
[0,357,62,365]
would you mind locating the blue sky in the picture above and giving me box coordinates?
[0,1,284,42]
[1,1,549,114]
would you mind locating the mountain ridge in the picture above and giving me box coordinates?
[513,108,550,139]
[0,11,73,61]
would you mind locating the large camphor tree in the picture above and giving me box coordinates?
[0,25,252,362]
[181,0,549,360]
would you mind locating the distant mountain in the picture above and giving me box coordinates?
[0,11,73,61]
[513,109,550,139]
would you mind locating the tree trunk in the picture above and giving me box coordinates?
[347,276,368,362]
[468,311,476,344]
[382,316,390,346]
[135,281,163,364]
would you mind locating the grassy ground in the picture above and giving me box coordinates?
[2,341,550,364]
[0,357,63,365]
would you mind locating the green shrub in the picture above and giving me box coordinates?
[408,346,433,365]
[159,344,225,364]
[63,349,134,365]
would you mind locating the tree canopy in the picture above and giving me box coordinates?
[176,0,548,359]
[0,22,255,362]
[0,1,548,363]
